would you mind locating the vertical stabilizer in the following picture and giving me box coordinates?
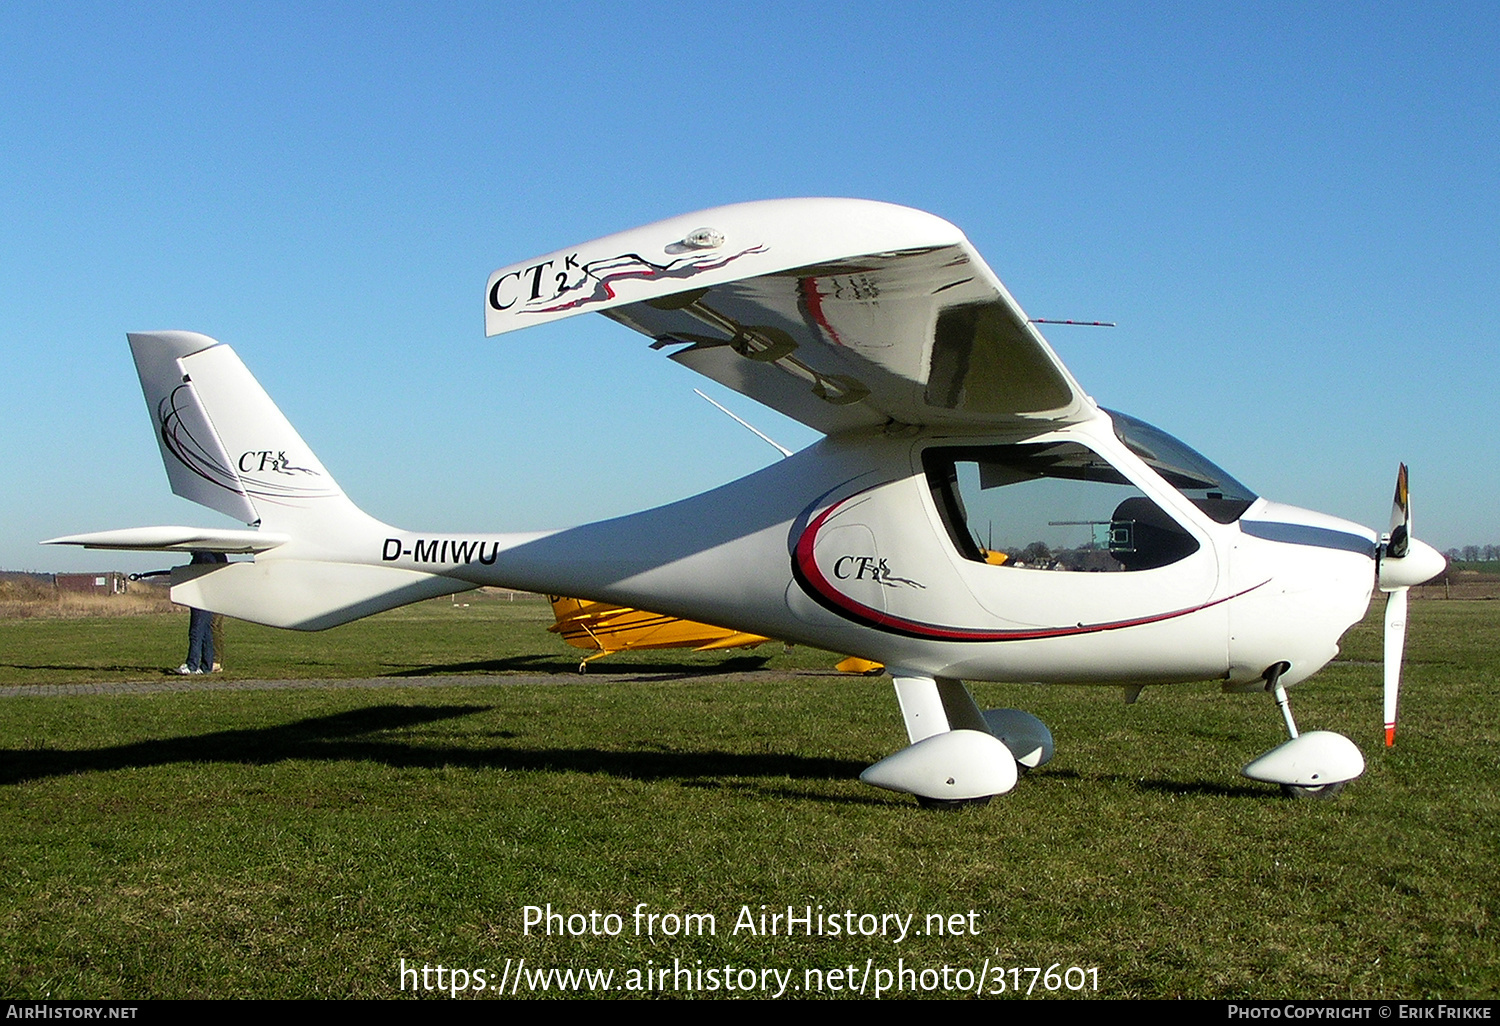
[127,331,372,544]
[130,331,259,523]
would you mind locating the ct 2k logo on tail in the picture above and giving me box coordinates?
[383,538,501,566]
[238,450,318,476]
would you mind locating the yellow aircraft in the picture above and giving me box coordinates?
[548,595,886,675]
[548,595,771,671]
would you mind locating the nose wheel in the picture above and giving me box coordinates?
[1280,781,1346,800]
[1241,663,1365,797]
[916,795,994,811]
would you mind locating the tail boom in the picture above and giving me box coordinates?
[171,559,473,631]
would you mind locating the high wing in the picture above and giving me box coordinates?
[485,198,1097,434]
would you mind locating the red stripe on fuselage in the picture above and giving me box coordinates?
[793,490,1263,642]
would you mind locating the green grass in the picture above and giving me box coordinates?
[0,599,1495,999]
[0,591,838,686]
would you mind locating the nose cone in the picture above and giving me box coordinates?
[1379,538,1446,591]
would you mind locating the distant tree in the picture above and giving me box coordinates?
[1021,541,1053,564]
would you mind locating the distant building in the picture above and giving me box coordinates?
[55,572,127,596]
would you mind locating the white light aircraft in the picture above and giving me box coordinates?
[48,199,1446,807]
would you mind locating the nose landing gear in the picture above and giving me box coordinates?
[1240,663,1365,798]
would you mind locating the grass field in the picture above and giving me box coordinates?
[0,593,1495,999]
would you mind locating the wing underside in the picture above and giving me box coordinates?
[485,199,1096,434]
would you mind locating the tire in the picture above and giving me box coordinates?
[1280,781,1346,800]
[915,795,993,811]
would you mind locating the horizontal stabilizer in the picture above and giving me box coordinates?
[44,526,289,553]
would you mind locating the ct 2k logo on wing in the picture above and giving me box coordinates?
[488,245,768,318]
[488,252,588,311]
[832,556,924,589]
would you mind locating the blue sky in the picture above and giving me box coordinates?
[4,2,1496,573]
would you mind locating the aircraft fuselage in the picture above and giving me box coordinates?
[361,415,1377,690]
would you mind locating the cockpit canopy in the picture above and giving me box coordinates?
[923,412,1256,574]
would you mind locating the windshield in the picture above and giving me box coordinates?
[1105,409,1257,524]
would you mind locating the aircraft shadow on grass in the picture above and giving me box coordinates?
[0,700,1275,800]
[3,662,188,675]
[0,702,865,789]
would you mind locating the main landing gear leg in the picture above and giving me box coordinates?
[1240,662,1365,799]
[860,671,1023,808]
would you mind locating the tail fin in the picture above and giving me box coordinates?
[48,332,472,629]
[129,331,367,543]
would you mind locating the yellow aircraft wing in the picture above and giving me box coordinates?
[548,595,770,669]
[548,596,885,675]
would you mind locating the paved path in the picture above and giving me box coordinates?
[0,667,850,698]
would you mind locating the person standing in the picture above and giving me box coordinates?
[177,552,228,674]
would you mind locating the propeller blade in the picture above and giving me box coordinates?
[1387,463,1410,558]
[1376,464,1445,747]
[1382,586,1408,747]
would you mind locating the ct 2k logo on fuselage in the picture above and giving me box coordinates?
[832,556,924,590]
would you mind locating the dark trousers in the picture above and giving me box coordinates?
[187,607,215,672]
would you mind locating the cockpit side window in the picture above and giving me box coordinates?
[923,442,1200,572]
[1105,410,1257,524]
